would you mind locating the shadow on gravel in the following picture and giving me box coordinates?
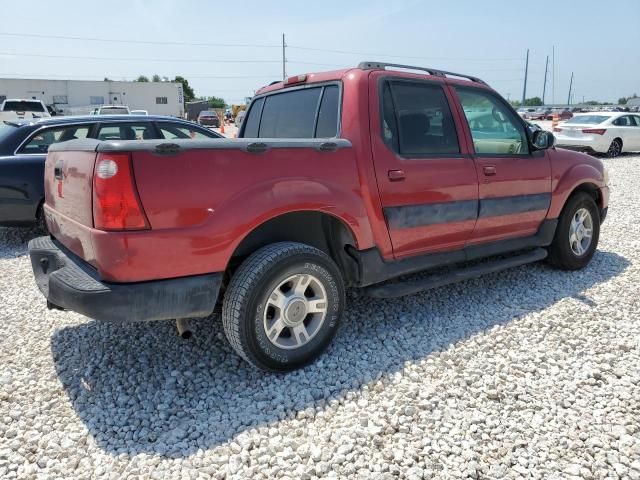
[0,226,44,259]
[50,250,629,457]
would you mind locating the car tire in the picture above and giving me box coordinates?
[607,138,622,158]
[547,192,600,270]
[222,242,345,372]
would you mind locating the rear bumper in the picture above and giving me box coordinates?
[28,236,222,322]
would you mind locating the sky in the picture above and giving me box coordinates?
[1,0,639,105]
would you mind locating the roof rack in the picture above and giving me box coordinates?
[358,61,486,84]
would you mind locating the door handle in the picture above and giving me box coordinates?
[388,169,405,181]
[54,160,64,180]
[483,165,497,176]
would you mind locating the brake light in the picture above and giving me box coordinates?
[285,74,307,86]
[92,153,149,230]
[582,128,606,135]
[553,127,563,132]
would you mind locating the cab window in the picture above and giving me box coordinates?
[455,87,529,155]
[19,125,91,154]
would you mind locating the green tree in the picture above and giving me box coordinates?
[152,74,162,82]
[103,77,111,81]
[173,76,195,102]
[618,97,628,105]
[136,75,150,82]
[523,97,543,107]
[207,96,227,109]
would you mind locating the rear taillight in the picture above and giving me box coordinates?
[553,127,563,132]
[582,128,606,135]
[93,153,149,231]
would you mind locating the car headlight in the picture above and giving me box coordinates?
[603,167,610,186]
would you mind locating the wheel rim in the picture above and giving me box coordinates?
[263,273,328,350]
[608,140,621,157]
[569,207,593,256]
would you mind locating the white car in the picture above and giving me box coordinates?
[90,105,131,115]
[554,112,640,157]
[0,99,51,120]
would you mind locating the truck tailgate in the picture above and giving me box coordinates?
[44,140,98,262]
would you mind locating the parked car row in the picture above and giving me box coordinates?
[0,115,221,227]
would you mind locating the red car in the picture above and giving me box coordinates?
[546,109,573,121]
[29,61,609,371]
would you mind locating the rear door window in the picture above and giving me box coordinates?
[19,125,91,154]
[382,80,460,155]
[3,101,46,112]
[96,123,157,140]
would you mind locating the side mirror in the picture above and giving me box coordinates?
[532,129,555,150]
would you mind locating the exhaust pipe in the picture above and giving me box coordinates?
[176,318,192,339]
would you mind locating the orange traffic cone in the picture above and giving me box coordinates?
[220,120,225,135]
[551,113,559,131]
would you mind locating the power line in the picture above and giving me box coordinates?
[0,72,278,80]
[0,31,279,48]
[288,45,524,62]
[0,51,280,63]
[0,31,525,63]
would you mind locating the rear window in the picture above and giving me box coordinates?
[3,101,45,112]
[242,84,340,139]
[199,111,217,117]
[100,107,129,115]
[566,115,610,125]
[96,123,156,140]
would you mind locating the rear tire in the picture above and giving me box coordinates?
[607,138,622,158]
[222,242,345,372]
[547,192,600,270]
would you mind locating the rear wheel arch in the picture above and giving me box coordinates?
[228,211,360,286]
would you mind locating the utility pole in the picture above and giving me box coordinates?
[542,55,549,105]
[552,45,555,105]
[282,33,287,81]
[567,72,574,106]
[521,49,529,106]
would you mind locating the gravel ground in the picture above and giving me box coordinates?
[1,155,639,480]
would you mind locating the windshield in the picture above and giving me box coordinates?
[0,121,18,142]
[2,101,45,112]
[566,115,611,125]
[100,107,129,114]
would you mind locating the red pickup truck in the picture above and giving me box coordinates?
[29,62,609,371]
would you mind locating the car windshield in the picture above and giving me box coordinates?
[566,115,611,125]
[0,121,18,142]
[2,101,45,112]
[100,107,129,114]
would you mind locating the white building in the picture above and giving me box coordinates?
[0,78,184,117]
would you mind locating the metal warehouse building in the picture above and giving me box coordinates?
[0,78,184,117]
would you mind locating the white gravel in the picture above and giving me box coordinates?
[1,155,639,480]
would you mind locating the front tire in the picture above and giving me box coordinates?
[222,242,345,372]
[547,192,600,270]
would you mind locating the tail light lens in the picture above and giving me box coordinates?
[93,153,149,230]
[582,128,607,135]
[553,127,563,132]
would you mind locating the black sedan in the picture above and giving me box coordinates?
[0,115,222,227]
